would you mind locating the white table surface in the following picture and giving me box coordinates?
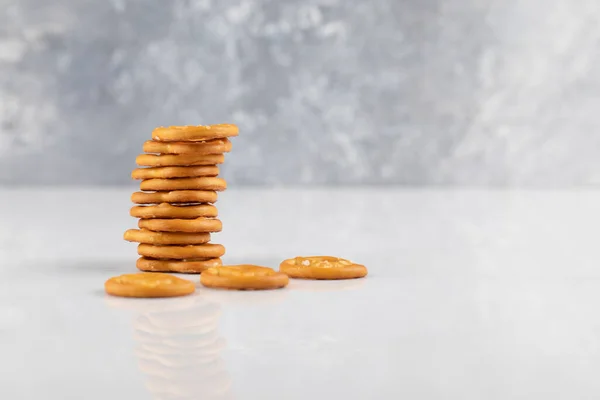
[2,187,600,400]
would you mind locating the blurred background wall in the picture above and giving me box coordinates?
[1,0,600,187]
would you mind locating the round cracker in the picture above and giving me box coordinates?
[130,203,218,219]
[143,138,232,155]
[279,256,368,280]
[137,243,226,260]
[138,217,222,233]
[105,273,195,298]
[140,177,227,192]
[152,124,238,142]
[137,257,222,274]
[132,166,219,180]
[136,154,224,167]
[131,191,218,204]
[200,265,289,290]
[124,229,211,245]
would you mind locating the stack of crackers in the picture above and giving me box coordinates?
[124,124,239,274]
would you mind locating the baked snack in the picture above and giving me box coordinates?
[138,217,222,233]
[152,124,239,141]
[131,166,220,180]
[124,229,211,245]
[137,243,226,259]
[136,153,224,167]
[105,273,196,298]
[130,203,218,219]
[137,257,222,273]
[200,265,289,290]
[143,138,232,155]
[279,256,368,280]
[140,177,227,192]
[131,191,218,204]
[125,123,237,275]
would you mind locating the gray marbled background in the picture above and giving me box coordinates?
[1,0,600,186]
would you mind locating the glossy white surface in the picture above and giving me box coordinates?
[2,188,600,399]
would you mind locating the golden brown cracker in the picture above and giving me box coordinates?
[132,166,219,180]
[131,191,218,204]
[138,217,222,233]
[152,124,238,142]
[279,256,368,280]
[136,153,224,167]
[140,177,227,192]
[200,265,289,290]
[105,273,195,298]
[137,243,226,260]
[143,138,232,155]
[137,257,222,274]
[130,203,218,219]
[124,229,211,245]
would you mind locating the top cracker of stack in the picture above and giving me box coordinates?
[124,124,239,274]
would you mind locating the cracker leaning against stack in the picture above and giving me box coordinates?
[124,124,239,274]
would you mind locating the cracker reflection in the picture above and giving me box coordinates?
[106,295,232,400]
